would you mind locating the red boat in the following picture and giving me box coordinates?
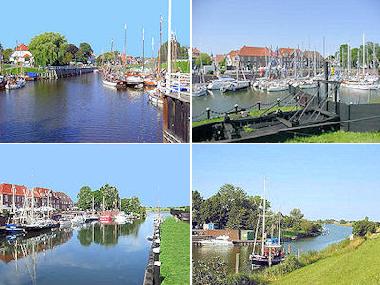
[99,210,118,223]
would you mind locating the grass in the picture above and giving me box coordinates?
[192,106,300,127]
[273,236,380,285]
[2,66,44,75]
[160,217,190,285]
[286,131,380,143]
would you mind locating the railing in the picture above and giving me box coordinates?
[165,72,190,103]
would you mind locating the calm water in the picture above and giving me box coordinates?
[0,213,164,285]
[193,224,352,273]
[193,87,380,119]
[0,73,162,142]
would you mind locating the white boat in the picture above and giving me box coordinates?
[5,78,26,90]
[114,212,128,224]
[199,235,233,246]
[102,79,118,87]
[148,89,163,105]
[221,80,250,93]
[126,75,144,86]
[192,84,208,97]
[267,83,288,92]
[71,215,85,225]
[207,77,235,90]
[341,81,380,90]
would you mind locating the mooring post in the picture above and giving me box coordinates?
[277,98,280,107]
[324,61,329,96]
[257,101,261,110]
[153,247,160,262]
[235,253,240,273]
[334,85,338,115]
[206,107,210,119]
[234,104,239,114]
[153,261,161,285]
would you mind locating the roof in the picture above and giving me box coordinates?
[238,46,271,57]
[15,44,29,51]
[227,50,239,57]
[279,48,299,57]
[214,54,225,63]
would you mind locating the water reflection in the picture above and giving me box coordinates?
[0,215,156,285]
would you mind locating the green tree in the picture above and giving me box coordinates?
[77,186,93,210]
[195,53,212,67]
[353,217,378,237]
[29,32,68,66]
[96,51,120,65]
[192,190,204,227]
[2,48,13,63]
[99,184,119,210]
[76,42,93,63]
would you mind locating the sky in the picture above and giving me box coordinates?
[193,144,380,221]
[0,144,190,207]
[0,0,190,56]
[193,0,380,55]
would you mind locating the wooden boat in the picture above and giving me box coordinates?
[102,78,126,89]
[0,76,6,90]
[5,78,26,90]
[125,72,144,86]
[148,89,163,105]
[249,179,285,267]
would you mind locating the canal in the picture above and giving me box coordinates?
[193,87,380,119]
[192,224,353,274]
[0,73,163,143]
[0,212,165,285]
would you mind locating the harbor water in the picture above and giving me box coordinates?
[0,212,164,285]
[192,224,353,274]
[193,86,380,119]
[0,73,163,143]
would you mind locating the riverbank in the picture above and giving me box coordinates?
[273,234,380,284]
[286,131,380,143]
[160,217,190,285]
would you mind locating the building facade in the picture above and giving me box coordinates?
[0,183,73,211]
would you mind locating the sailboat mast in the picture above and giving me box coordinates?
[261,178,266,256]
[347,43,350,75]
[142,27,145,72]
[124,24,127,65]
[12,184,16,214]
[362,33,365,76]
[167,0,172,91]
[92,195,94,212]
[32,188,35,219]
[278,212,281,245]
[158,15,163,74]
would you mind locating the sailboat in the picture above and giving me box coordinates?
[249,179,285,267]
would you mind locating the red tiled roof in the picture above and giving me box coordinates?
[15,44,29,51]
[214,54,225,63]
[0,183,27,196]
[278,48,299,57]
[238,46,271,57]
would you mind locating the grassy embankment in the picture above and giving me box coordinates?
[286,131,380,143]
[161,61,190,73]
[1,66,44,75]
[273,233,380,285]
[160,217,190,285]
[193,106,300,127]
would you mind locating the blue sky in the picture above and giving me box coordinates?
[193,0,380,55]
[193,144,380,221]
[0,144,190,207]
[0,0,189,56]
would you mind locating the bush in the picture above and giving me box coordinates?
[353,218,378,237]
[263,255,302,278]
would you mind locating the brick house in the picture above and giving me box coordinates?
[0,183,73,211]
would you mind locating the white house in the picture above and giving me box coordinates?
[10,44,34,66]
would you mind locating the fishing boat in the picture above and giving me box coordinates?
[5,223,26,234]
[192,84,208,97]
[125,72,144,87]
[148,89,163,106]
[249,179,285,267]
[102,77,126,89]
[207,77,235,90]
[5,78,26,90]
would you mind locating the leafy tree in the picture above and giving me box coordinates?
[289,208,304,230]
[192,190,204,227]
[353,217,378,237]
[76,42,93,63]
[29,32,68,66]
[159,41,189,64]
[77,186,93,210]
[195,53,212,67]
[2,48,13,63]
[99,184,119,210]
[96,51,120,65]
[121,196,146,217]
